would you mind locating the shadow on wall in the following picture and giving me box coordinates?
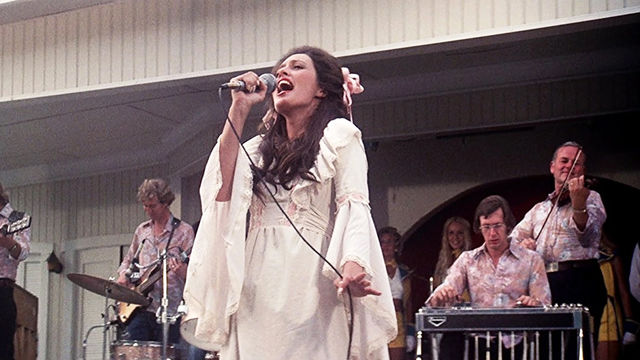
[399,174,640,317]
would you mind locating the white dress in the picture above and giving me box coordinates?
[181,118,397,359]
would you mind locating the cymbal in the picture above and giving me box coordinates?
[67,273,150,306]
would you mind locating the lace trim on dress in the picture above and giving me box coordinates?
[290,118,362,210]
[341,254,374,280]
[336,192,370,209]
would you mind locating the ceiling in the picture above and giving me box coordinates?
[1,4,639,187]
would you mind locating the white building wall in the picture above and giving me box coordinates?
[5,163,176,359]
[2,0,639,101]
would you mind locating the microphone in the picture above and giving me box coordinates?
[220,73,276,94]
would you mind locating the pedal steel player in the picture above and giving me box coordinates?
[427,195,550,358]
[0,182,32,360]
[116,178,194,345]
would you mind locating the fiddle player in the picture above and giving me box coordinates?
[0,182,31,360]
[511,141,607,354]
[427,195,550,357]
[116,178,194,345]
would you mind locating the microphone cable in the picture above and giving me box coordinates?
[217,86,355,360]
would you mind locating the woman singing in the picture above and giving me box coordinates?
[181,46,397,360]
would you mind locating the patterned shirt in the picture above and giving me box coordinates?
[510,190,606,264]
[117,215,194,315]
[0,203,31,280]
[438,240,551,308]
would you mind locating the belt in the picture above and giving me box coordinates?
[545,259,598,273]
[0,278,15,288]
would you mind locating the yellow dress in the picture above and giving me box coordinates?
[598,258,623,342]
[387,260,411,349]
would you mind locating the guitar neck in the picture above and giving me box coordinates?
[137,267,162,295]
[1,214,31,236]
[134,252,188,295]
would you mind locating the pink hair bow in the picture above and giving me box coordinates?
[342,67,364,122]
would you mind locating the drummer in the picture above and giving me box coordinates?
[116,178,195,344]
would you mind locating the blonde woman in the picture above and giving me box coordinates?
[433,217,473,289]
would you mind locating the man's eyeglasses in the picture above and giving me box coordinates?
[479,223,505,233]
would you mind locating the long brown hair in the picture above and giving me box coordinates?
[253,46,348,194]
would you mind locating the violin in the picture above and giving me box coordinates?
[548,177,596,207]
[535,146,593,241]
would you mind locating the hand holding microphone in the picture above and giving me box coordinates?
[221,73,276,94]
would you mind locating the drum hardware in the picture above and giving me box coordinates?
[68,274,146,360]
[110,340,181,360]
[67,273,150,305]
[69,218,185,359]
[83,320,118,360]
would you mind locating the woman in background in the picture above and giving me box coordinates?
[378,226,414,360]
[597,234,636,360]
[432,217,473,290]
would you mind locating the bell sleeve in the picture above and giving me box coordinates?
[180,136,260,351]
[319,118,398,358]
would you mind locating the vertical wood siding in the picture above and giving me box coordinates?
[6,164,169,246]
[1,0,639,100]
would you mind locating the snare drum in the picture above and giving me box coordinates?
[110,340,182,360]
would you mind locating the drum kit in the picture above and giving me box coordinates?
[67,273,218,360]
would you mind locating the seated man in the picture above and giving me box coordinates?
[427,195,551,357]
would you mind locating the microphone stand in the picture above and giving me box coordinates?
[158,249,186,360]
[156,250,187,359]
[156,217,181,359]
[159,249,171,360]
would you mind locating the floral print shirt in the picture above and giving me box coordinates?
[0,203,31,280]
[510,191,606,264]
[439,240,551,308]
[117,215,194,315]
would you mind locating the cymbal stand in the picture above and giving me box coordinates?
[82,285,117,360]
[82,324,106,360]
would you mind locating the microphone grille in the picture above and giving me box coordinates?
[260,73,276,94]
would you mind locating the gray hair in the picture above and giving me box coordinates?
[552,141,586,164]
